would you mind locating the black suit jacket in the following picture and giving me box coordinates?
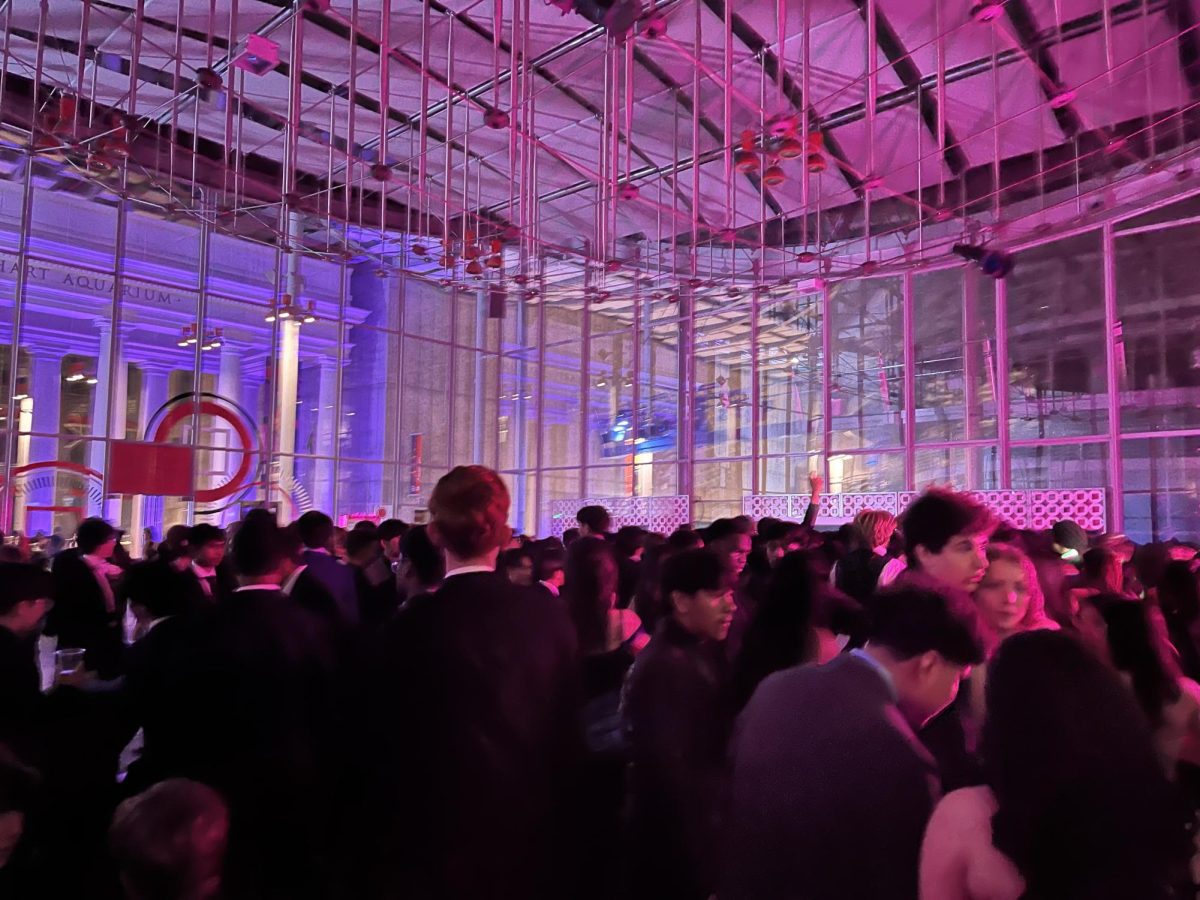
[0,626,45,766]
[47,548,124,677]
[723,653,940,900]
[359,571,580,900]
[172,587,340,899]
[301,550,359,626]
[622,618,733,900]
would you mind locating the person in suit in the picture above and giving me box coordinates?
[181,524,236,610]
[119,561,208,797]
[533,541,566,599]
[621,548,737,900]
[0,564,54,766]
[576,505,612,541]
[295,511,359,626]
[395,524,443,606]
[343,526,398,628]
[722,582,985,900]
[359,466,580,900]
[47,518,124,678]
[176,508,339,900]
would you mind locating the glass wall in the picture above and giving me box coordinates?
[7,176,1200,544]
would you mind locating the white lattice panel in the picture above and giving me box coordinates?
[841,492,899,517]
[548,496,692,537]
[743,494,791,519]
[1027,489,1107,532]
[791,494,842,519]
[969,490,1030,528]
[897,492,919,514]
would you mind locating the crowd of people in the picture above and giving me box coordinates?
[2,466,1200,899]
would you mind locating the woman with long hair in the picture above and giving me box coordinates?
[563,538,646,900]
[920,630,1191,900]
[1076,593,1200,777]
[963,543,1059,735]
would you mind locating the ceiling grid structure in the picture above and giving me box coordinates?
[0,0,1198,311]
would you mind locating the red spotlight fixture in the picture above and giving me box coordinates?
[734,131,759,174]
[763,163,786,187]
[371,163,391,181]
[484,107,510,129]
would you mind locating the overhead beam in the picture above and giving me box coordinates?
[1000,0,1085,138]
[849,0,969,177]
[1164,0,1200,98]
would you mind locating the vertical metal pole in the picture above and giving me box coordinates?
[995,276,1012,488]
[331,261,347,519]
[473,288,486,466]
[632,278,641,496]
[188,198,212,523]
[962,271,981,487]
[902,272,916,490]
[580,257,592,499]
[750,281,761,494]
[821,283,833,492]
[1103,222,1124,530]
[535,280,547,533]
[0,88,39,530]
[447,286,458,470]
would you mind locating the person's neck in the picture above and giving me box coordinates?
[0,617,30,640]
[445,550,499,572]
[239,573,283,588]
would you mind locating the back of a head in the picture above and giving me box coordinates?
[230,510,285,578]
[0,563,51,617]
[1051,519,1089,557]
[576,505,612,535]
[429,466,511,560]
[705,517,753,548]
[984,630,1189,899]
[76,517,115,555]
[561,527,581,547]
[295,511,334,551]
[853,509,897,550]
[350,519,378,535]
[867,581,984,666]
[1082,547,1124,593]
[533,541,566,584]
[399,524,444,587]
[614,525,646,558]
[565,538,619,654]
[110,779,229,900]
[1089,594,1180,726]
[344,527,380,563]
[900,488,993,565]
[666,528,704,553]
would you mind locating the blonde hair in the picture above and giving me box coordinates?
[985,542,1049,629]
[853,509,897,550]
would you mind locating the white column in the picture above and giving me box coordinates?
[217,342,242,405]
[275,320,301,515]
[313,358,337,515]
[88,320,130,520]
[132,364,171,555]
[24,348,63,535]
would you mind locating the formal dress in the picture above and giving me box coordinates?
[622,617,733,900]
[46,548,124,678]
[357,569,580,900]
[723,651,940,900]
[301,548,359,626]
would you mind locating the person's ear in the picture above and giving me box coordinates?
[915,650,940,679]
[427,521,444,549]
[913,544,934,569]
[669,590,689,617]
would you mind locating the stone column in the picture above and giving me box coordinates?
[87,320,130,520]
[134,363,171,552]
[23,347,64,535]
[312,358,337,515]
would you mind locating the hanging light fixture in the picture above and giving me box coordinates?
[734,130,759,174]
[65,363,85,383]
[302,303,316,324]
[763,163,786,187]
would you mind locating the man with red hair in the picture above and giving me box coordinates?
[359,466,580,900]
